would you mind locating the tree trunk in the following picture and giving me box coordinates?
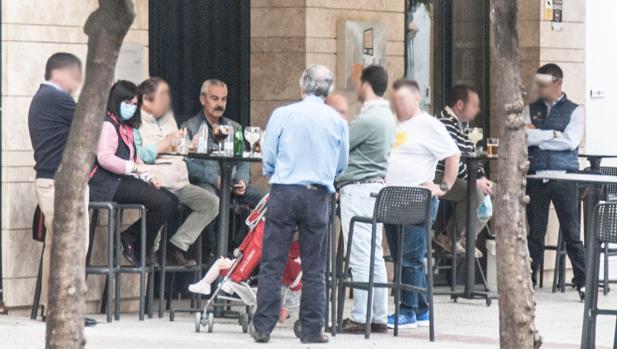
[490,1,542,348]
[45,1,134,348]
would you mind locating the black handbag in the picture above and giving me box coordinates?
[32,205,47,242]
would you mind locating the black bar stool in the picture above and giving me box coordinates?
[337,186,435,341]
[161,205,205,319]
[581,202,617,348]
[85,202,119,323]
[538,228,568,293]
[114,203,153,321]
[31,202,119,322]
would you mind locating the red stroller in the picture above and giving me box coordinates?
[194,194,302,333]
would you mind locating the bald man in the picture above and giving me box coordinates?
[326,93,350,121]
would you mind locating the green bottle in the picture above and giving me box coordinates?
[234,128,244,157]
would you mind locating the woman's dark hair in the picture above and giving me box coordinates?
[107,80,142,128]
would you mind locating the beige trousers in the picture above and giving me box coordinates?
[35,178,89,314]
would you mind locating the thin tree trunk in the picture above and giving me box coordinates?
[490,1,542,348]
[46,1,134,348]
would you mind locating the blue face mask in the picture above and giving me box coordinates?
[120,101,137,121]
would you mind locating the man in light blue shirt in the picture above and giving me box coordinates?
[251,65,349,344]
[262,94,349,192]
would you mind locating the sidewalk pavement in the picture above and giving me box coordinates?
[1,287,615,349]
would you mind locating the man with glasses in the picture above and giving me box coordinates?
[525,63,586,300]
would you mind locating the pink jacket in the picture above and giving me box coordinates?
[96,120,143,175]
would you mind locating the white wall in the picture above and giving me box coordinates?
[585,0,617,165]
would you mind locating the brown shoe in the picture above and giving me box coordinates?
[167,243,197,266]
[340,318,367,334]
[301,333,329,344]
[371,323,388,333]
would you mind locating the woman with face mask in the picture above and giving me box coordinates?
[89,80,178,266]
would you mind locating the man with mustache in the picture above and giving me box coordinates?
[182,80,265,241]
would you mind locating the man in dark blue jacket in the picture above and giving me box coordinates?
[28,52,95,326]
[525,63,586,300]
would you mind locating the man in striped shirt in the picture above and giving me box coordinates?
[434,85,494,257]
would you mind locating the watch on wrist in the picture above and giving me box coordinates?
[439,182,449,193]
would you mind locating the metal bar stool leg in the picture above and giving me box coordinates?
[364,222,377,339]
[114,208,122,321]
[139,207,147,321]
[426,220,435,342]
[105,208,115,323]
[603,243,610,295]
[337,220,355,332]
[394,226,403,337]
[158,224,168,318]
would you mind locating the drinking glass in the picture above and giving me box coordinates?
[487,138,499,157]
[213,125,232,154]
[468,127,484,152]
[244,126,262,156]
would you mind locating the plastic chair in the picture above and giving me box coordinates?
[581,202,617,348]
[337,186,435,341]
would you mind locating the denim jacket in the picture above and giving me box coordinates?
[180,110,250,187]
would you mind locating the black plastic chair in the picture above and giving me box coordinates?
[581,202,617,348]
[337,186,435,340]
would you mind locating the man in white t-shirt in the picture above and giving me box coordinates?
[384,79,460,329]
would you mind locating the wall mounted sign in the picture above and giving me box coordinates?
[337,21,387,90]
[546,0,564,31]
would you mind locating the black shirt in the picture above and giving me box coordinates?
[28,84,76,179]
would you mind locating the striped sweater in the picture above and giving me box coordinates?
[435,107,486,179]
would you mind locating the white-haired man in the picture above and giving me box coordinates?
[182,79,264,209]
[250,65,349,344]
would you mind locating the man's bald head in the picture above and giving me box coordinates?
[326,94,350,121]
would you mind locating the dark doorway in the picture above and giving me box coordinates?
[149,0,250,126]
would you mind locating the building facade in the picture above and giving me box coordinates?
[1,0,612,312]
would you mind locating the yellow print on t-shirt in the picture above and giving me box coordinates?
[392,130,407,149]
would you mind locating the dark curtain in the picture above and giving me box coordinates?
[149,0,250,126]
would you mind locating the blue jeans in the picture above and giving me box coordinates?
[253,184,330,337]
[384,197,439,315]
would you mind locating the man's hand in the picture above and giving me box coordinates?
[233,180,247,196]
[421,182,446,197]
[160,130,184,153]
[477,177,494,196]
[526,123,536,129]
[191,133,200,149]
[150,177,162,190]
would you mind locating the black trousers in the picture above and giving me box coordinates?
[114,176,178,254]
[526,179,586,287]
[253,184,330,337]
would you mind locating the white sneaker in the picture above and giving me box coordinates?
[188,282,211,295]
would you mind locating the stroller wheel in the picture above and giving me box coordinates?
[293,320,302,339]
[194,312,202,333]
[207,312,215,333]
[240,313,249,333]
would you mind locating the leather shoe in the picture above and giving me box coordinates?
[249,322,270,343]
[371,322,388,333]
[120,234,140,266]
[85,317,97,327]
[340,318,366,333]
[301,333,329,344]
[167,243,197,267]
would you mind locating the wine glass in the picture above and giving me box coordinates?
[468,127,484,153]
[244,126,262,156]
[213,125,232,154]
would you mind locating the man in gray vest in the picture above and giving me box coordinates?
[525,63,586,300]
